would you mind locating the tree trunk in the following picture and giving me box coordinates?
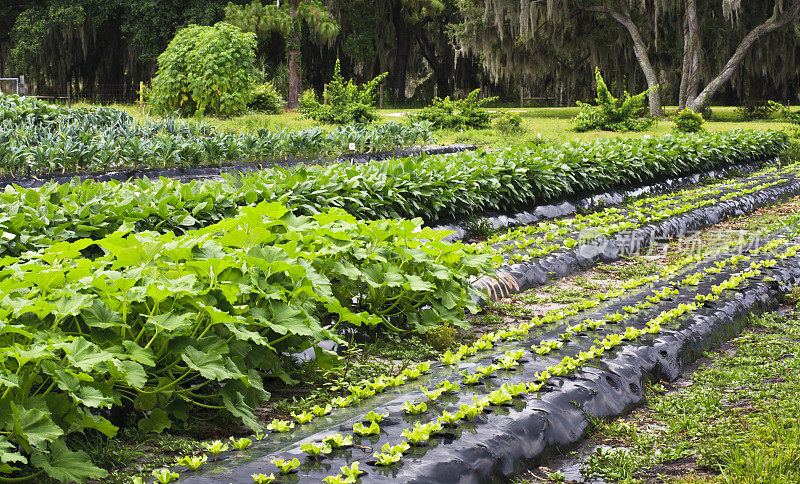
[687,1,800,111]
[286,0,301,109]
[678,0,702,110]
[582,2,662,116]
[416,29,453,98]
[390,0,412,103]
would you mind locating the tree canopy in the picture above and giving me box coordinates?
[2,0,799,108]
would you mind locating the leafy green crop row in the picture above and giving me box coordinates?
[0,93,433,176]
[0,129,789,257]
[0,203,492,482]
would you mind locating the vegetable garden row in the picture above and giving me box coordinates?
[0,93,434,177]
[0,113,797,483]
[180,203,800,484]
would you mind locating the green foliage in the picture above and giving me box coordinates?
[150,22,258,117]
[0,93,433,176]
[409,89,498,130]
[768,101,800,125]
[0,202,489,482]
[248,82,285,114]
[0,128,788,261]
[734,99,779,121]
[674,108,705,133]
[572,67,655,132]
[225,1,339,45]
[299,60,387,124]
[426,323,456,351]
[493,112,523,134]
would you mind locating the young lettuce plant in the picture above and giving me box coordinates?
[352,420,380,436]
[373,451,402,466]
[381,441,411,455]
[300,442,333,459]
[437,380,460,394]
[461,371,482,385]
[176,454,208,470]
[322,475,355,484]
[364,410,388,423]
[231,437,253,451]
[291,411,315,424]
[267,419,295,433]
[203,440,229,458]
[271,457,301,475]
[341,461,364,479]
[312,404,333,416]
[438,410,460,427]
[402,401,428,415]
[152,468,180,484]
[322,433,353,448]
[252,473,276,484]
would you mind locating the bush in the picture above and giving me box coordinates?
[409,89,498,130]
[494,112,523,134]
[299,59,387,124]
[572,67,654,132]
[426,323,457,351]
[734,99,779,121]
[768,100,800,125]
[674,108,704,133]
[248,82,285,114]
[150,22,257,117]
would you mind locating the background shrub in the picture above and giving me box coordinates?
[734,99,778,121]
[572,67,654,132]
[675,108,704,133]
[494,112,523,134]
[408,89,498,130]
[299,59,387,124]
[150,22,257,117]
[248,82,285,114]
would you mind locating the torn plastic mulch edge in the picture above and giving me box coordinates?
[0,144,476,189]
[433,156,779,243]
[474,171,800,303]
[177,230,800,484]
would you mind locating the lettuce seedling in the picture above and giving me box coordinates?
[437,380,460,393]
[252,473,276,484]
[402,368,422,379]
[381,441,410,455]
[457,403,483,421]
[231,437,253,451]
[340,461,364,479]
[271,457,300,475]
[527,381,544,392]
[461,372,482,385]
[402,401,427,415]
[364,410,388,423]
[420,386,444,401]
[176,454,207,470]
[291,411,315,424]
[322,433,353,448]
[475,364,497,377]
[440,350,461,365]
[300,442,332,459]
[487,388,513,405]
[387,374,407,386]
[312,404,333,416]
[352,420,380,436]
[401,423,431,445]
[322,475,355,484]
[438,410,460,426]
[152,468,179,483]
[332,396,352,407]
[203,440,229,457]
[267,419,295,433]
[501,382,527,397]
[416,362,431,373]
[373,451,402,466]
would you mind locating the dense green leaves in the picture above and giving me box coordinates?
[573,67,654,132]
[0,92,434,177]
[0,129,788,258]
[150,22,258,116]
[300,59,388,124]
[408,89,497,129]
[0,202,490,481]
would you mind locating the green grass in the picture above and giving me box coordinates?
[72,102,798,149]
[534,310,800,484]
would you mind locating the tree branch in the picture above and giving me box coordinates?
[688,0,800,110]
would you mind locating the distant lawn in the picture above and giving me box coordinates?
[72,102,796,149]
